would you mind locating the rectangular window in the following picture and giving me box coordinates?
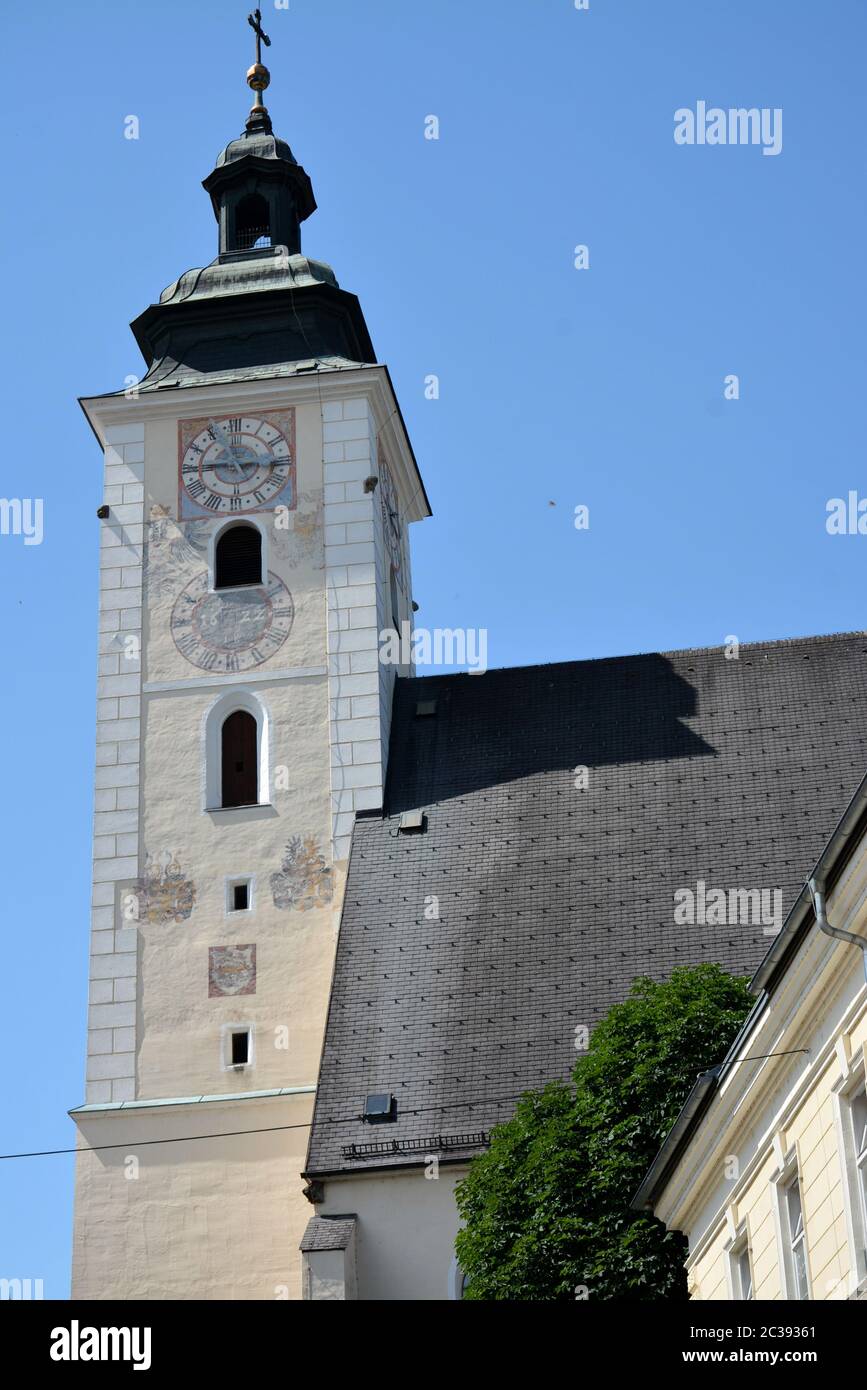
[226,877,253,915]
[784,1176,810,1299]
[851,1087,867,1250]
[231,1031,249,1066]
[728,1223,753,1300]
[734,1243,753,1300]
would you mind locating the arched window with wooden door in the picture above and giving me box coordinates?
[221,710,259,807]
[215,524,262,590]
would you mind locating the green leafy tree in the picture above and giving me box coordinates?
[455,963,752,1300]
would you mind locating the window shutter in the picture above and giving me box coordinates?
[221,711,259,807]
[215,526,262,589]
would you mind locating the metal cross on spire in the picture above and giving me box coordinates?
[247,8,271,65]
[245,8,273,133]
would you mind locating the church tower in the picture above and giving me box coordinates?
[72,15,430,1300]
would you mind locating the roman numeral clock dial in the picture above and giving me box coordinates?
[379,454,403,571]
[178,411,296,517]
[171,573,295,673]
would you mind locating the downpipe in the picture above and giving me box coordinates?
[807,875,867,985]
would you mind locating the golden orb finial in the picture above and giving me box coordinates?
[247,62,270,93]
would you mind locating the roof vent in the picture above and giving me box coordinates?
[415,699,437,717]
[399,810,426,834]
[362,1093,396,1124]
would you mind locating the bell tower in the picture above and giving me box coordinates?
[71,13,430,1300]
[201,25,315,264]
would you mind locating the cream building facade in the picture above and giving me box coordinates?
[71,67,429,1299]
[635,775,867,1302]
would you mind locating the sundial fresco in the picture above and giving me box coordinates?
[170,571,295,673]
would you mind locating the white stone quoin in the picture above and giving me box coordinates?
[87,422,145,1105]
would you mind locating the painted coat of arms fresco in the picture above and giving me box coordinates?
[208,945,257,998]
[270,488,325,571]
[134,852,196,924]
[270,835,334,911]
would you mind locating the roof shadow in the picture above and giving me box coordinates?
[385,653,715,815]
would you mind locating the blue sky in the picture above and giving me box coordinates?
[1,0,865,1296]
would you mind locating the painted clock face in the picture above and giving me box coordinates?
[379,456,402,572]
[170,571,295,672]
[178,412,296,518]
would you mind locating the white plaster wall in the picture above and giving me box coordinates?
[303,1247,354,1301]
[72,1094,313,1300]
[137,674,338,1096]
[317,1166,467,1300]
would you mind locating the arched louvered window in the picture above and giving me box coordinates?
[221,710,259,808]
[234,192,271,250]
[215,524,262,589]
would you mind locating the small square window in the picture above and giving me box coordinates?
[363,1092,395,1123]
[226,877,252,914]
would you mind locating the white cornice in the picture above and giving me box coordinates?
[81,365,384,424]
[79,364,432,524]
[70,1084,317,1121]
[142,665,327,694]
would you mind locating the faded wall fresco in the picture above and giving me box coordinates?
[271,835,334,911]
[133,852,196,924]
[208,944,257,998]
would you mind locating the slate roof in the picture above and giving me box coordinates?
[299,1216,357,1253]
[305,631,867,1176]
